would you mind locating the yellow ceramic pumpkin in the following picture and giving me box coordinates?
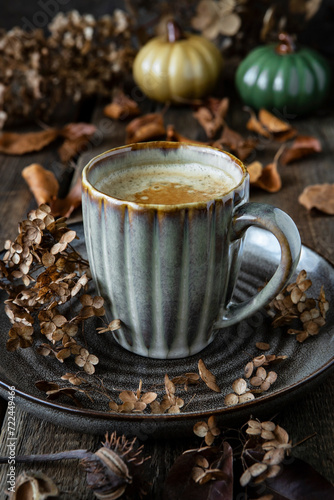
[133,21,223,103]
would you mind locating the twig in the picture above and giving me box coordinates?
[0,449,90,464]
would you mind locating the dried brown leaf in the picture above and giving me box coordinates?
[281,135,322,164]
[193,97,229,139]
[215,125,257,161]
[103,90,141,120]
[245,108,271,138]
[256,342,270,351]
[50,174,82,218]
[198,358,221,393]
[58,123,97,163]
[258,109,291,134]
[298,183,334,214]
[166,125,207,145]
[253,161,282,193]
[22,164,59,205]
[125,113,165,143]
[0,128,59,155]
[247,161,263,183]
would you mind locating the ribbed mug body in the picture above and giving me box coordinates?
[82,143,248,359]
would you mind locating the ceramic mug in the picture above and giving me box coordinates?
[82,142,301,359]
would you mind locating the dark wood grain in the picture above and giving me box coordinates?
[0,98,333,499]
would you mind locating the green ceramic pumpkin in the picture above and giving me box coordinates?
[235,33,331,116]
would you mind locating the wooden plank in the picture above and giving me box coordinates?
[0,407,99,499]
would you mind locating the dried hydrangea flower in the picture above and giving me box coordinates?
[193,416,221,445]
[117,380,157,413]
[6,323,34,351]
[75,348,99,375]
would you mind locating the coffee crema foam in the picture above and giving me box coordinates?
[95,163,238,205]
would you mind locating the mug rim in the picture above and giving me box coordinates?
[82,141,248,210]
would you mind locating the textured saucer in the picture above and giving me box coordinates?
[0,224,333,438]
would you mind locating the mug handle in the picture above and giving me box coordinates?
[214,202,301,328]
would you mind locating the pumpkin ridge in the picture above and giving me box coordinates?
[187,41,217,97]
[299,50,330,93]
[248,49,276,108]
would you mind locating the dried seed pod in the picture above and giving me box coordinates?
[261,421,276,432]
[266,371,278,384]
[224,393,239,406]
[261,430,276,441]
[248,419,262,429]
[193,422,208,438]
[250,376,263,387]
[260,380,271,391]
[232,378,247,395]
[253,355,266,367]
[248,462,268,477]
[256,366,267,380]
[246,426,261,436]
[262,439,280,450]
[244,361,254,378]
[256,342,270,351]
[240,468,252,487]
[82,432,150,500]
[263,447,285,465]
[238,392,255,403]
[275,425,289,444]
[8,471,59,499]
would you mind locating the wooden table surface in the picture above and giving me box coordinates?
[0,94,333,499]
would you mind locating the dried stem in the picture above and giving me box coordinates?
[0,449,90,464]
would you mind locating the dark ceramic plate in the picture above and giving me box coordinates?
[0,224,333,438]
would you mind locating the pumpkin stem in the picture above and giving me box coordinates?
[276,32,296,54]
[166,20,185,42]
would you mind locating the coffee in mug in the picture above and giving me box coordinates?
[94,161,239,205]
[82,142,301,359]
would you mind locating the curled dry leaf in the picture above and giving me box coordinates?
[0,128,59,155]
[172,372,200,391]
[258,109,292,134]
[22,164,59,205]
[198,359,221,393]
[245,107,271,138]
[166,125,207,146]
[125,113,166,143]
[193,97,229,139]
[247,161,263,183]
[246,108,297,142]
[247,159,282,193]
[215,125,257,161]
[255,161,282,193]
[281,135,322,164]
[96,319,122,334]
[58,122,97,163]
[50,174,82,218]
[103,89,141,120]
[298,183,334,215]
